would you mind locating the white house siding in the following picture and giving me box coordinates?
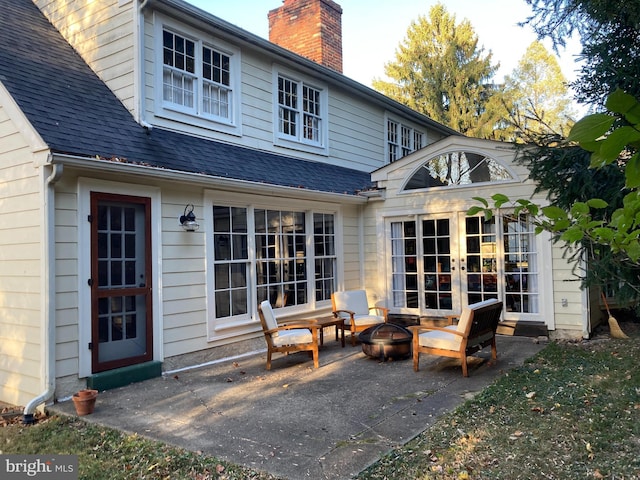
[160,188,208,359]
[34,0,137,113]
[53,186,81,378]
[551,244,588,336]
[0,106,44,406]
[340,204,362,290]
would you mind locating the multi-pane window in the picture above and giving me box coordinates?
[387,120,399,162]
[210,205,336,320]
[163,30,196,108]
[313,213,336,301]
[387,119,425,163]
[401,125,412,157]
[277,75,323,145]
[212,206,248,319]
[162,28,233,122]
[255,210,308,307]
[202,46,231,118]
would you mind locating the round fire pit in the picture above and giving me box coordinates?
[359,323,412,361]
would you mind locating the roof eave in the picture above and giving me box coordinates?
[51,153,368,204]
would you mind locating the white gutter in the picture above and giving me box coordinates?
[51,153,369,205]
[137,0,153,131]
[23,162,63,424]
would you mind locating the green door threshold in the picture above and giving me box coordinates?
[87,361,162,391]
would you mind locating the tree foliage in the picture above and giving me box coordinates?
[503,41,575,141]
[372,3,499,137]
[523,0,640,106]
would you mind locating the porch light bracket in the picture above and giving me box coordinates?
[179,204,199,232]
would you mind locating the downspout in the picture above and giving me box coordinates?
[23,162,63,424]
[137,0,153,131]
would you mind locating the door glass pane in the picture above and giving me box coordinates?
[391,221,418,308]
[465,217,498,304]
[422,218,453,310]
[503,214,538,313]
[98,294,147,362]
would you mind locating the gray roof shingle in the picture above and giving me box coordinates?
[0,0,374,195]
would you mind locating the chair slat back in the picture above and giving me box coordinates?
[332,290,369,315]
[259,300,279,336]
[469,300,503,336]
[458,299,502,336]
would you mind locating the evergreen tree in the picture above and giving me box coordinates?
[504,41,576,141]
[372,3,500,137]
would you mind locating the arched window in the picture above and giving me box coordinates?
[404,151,513,190]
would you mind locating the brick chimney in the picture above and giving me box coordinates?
[268,0,343,73]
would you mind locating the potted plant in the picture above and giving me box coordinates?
[72,389,98,416]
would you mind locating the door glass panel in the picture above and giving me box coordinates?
[422,218,453,310]
[391,221,418,308]
[465,216,498,304]
[503,214,539,312]
[98,294,147,362]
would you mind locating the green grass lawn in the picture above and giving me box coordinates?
[2,329,639,479]
[359,332,640,479]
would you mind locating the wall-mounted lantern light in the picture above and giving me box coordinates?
[179,204,199,232]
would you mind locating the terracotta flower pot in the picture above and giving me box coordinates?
[72,389,98,416]
[77,389,98,398]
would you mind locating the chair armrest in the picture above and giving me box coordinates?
[332,309,355,319]
[409,325,465,338]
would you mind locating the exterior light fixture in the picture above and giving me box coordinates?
[179,204,199,232]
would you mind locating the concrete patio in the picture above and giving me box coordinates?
[50,334,546,479]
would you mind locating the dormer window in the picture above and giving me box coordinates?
[154,16,241,134]
[162,30,196,109]
[273,68,328,154]
[387,118,424,163]
[162,28,233,122]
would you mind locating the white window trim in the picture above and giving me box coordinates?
[153,12,242,136]
[203,191,341,341]
[272,65,329,155]
[385,114,426,163]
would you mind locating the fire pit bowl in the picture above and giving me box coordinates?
[359,323,412,361]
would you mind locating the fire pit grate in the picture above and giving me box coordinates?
[358,323,412,361]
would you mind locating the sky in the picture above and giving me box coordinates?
[187,0,583,88]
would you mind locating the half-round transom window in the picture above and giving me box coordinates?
[404,151,513,190]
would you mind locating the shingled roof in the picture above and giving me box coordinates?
[0,0,374,195]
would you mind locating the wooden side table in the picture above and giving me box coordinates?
[310,317,345,347]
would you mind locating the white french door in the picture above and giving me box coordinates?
[390,215,462,316]
[389,212,539,317]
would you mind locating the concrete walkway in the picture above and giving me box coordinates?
[50,335,545,479]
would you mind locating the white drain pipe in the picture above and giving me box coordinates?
[23,162,63,424]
